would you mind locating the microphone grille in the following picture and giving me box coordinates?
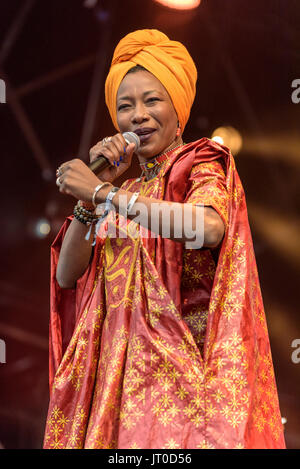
[123,132,140,150]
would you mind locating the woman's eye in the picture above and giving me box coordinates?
[118,98,160,111]
[118,104,130,111]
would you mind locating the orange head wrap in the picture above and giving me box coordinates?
[105,29,197,133]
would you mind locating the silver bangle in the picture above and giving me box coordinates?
[127,192,139,215]
[92,182,111,208]
[105,186,120,205]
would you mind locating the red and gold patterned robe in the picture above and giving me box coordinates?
[44,138,285,449]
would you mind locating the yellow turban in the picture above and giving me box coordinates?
[105,29,197,133]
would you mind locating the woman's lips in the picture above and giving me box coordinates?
[138,129,157,143]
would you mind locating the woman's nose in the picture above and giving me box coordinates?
[131,102,149,124]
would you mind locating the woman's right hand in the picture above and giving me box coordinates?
[89,133,136,183]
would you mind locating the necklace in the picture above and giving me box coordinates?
[139,142,184,181]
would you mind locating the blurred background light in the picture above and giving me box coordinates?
[154,0,201,10]
[211,126,243,156]
[247,203,300,270]
[83,0,98,7]
[29,218,51,239]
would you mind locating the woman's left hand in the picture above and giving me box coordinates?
[56,158,105,202]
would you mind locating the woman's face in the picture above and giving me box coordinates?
[116,70,178,161]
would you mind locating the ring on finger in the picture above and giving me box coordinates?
[56,176,62,187]
[102,136,112,145]
[56,166,63,177]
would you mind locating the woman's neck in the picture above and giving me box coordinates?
[137,136,183,166]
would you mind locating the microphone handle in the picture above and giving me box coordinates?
[88,155,111,175]
[87,132,139,176]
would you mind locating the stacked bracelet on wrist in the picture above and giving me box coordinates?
[74,185,121,230]
[73,201,100,226]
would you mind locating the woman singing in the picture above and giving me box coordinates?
[44,29,285,449]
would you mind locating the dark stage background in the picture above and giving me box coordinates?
[0,0,299,449]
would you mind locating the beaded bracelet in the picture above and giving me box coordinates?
[75,201,96,217]
[73,209,95,226]
[73,202,100,226]
[73,211,97,226]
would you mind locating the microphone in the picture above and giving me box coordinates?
[88,132,140,175]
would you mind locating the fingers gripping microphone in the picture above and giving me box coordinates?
[88,132,140,175]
